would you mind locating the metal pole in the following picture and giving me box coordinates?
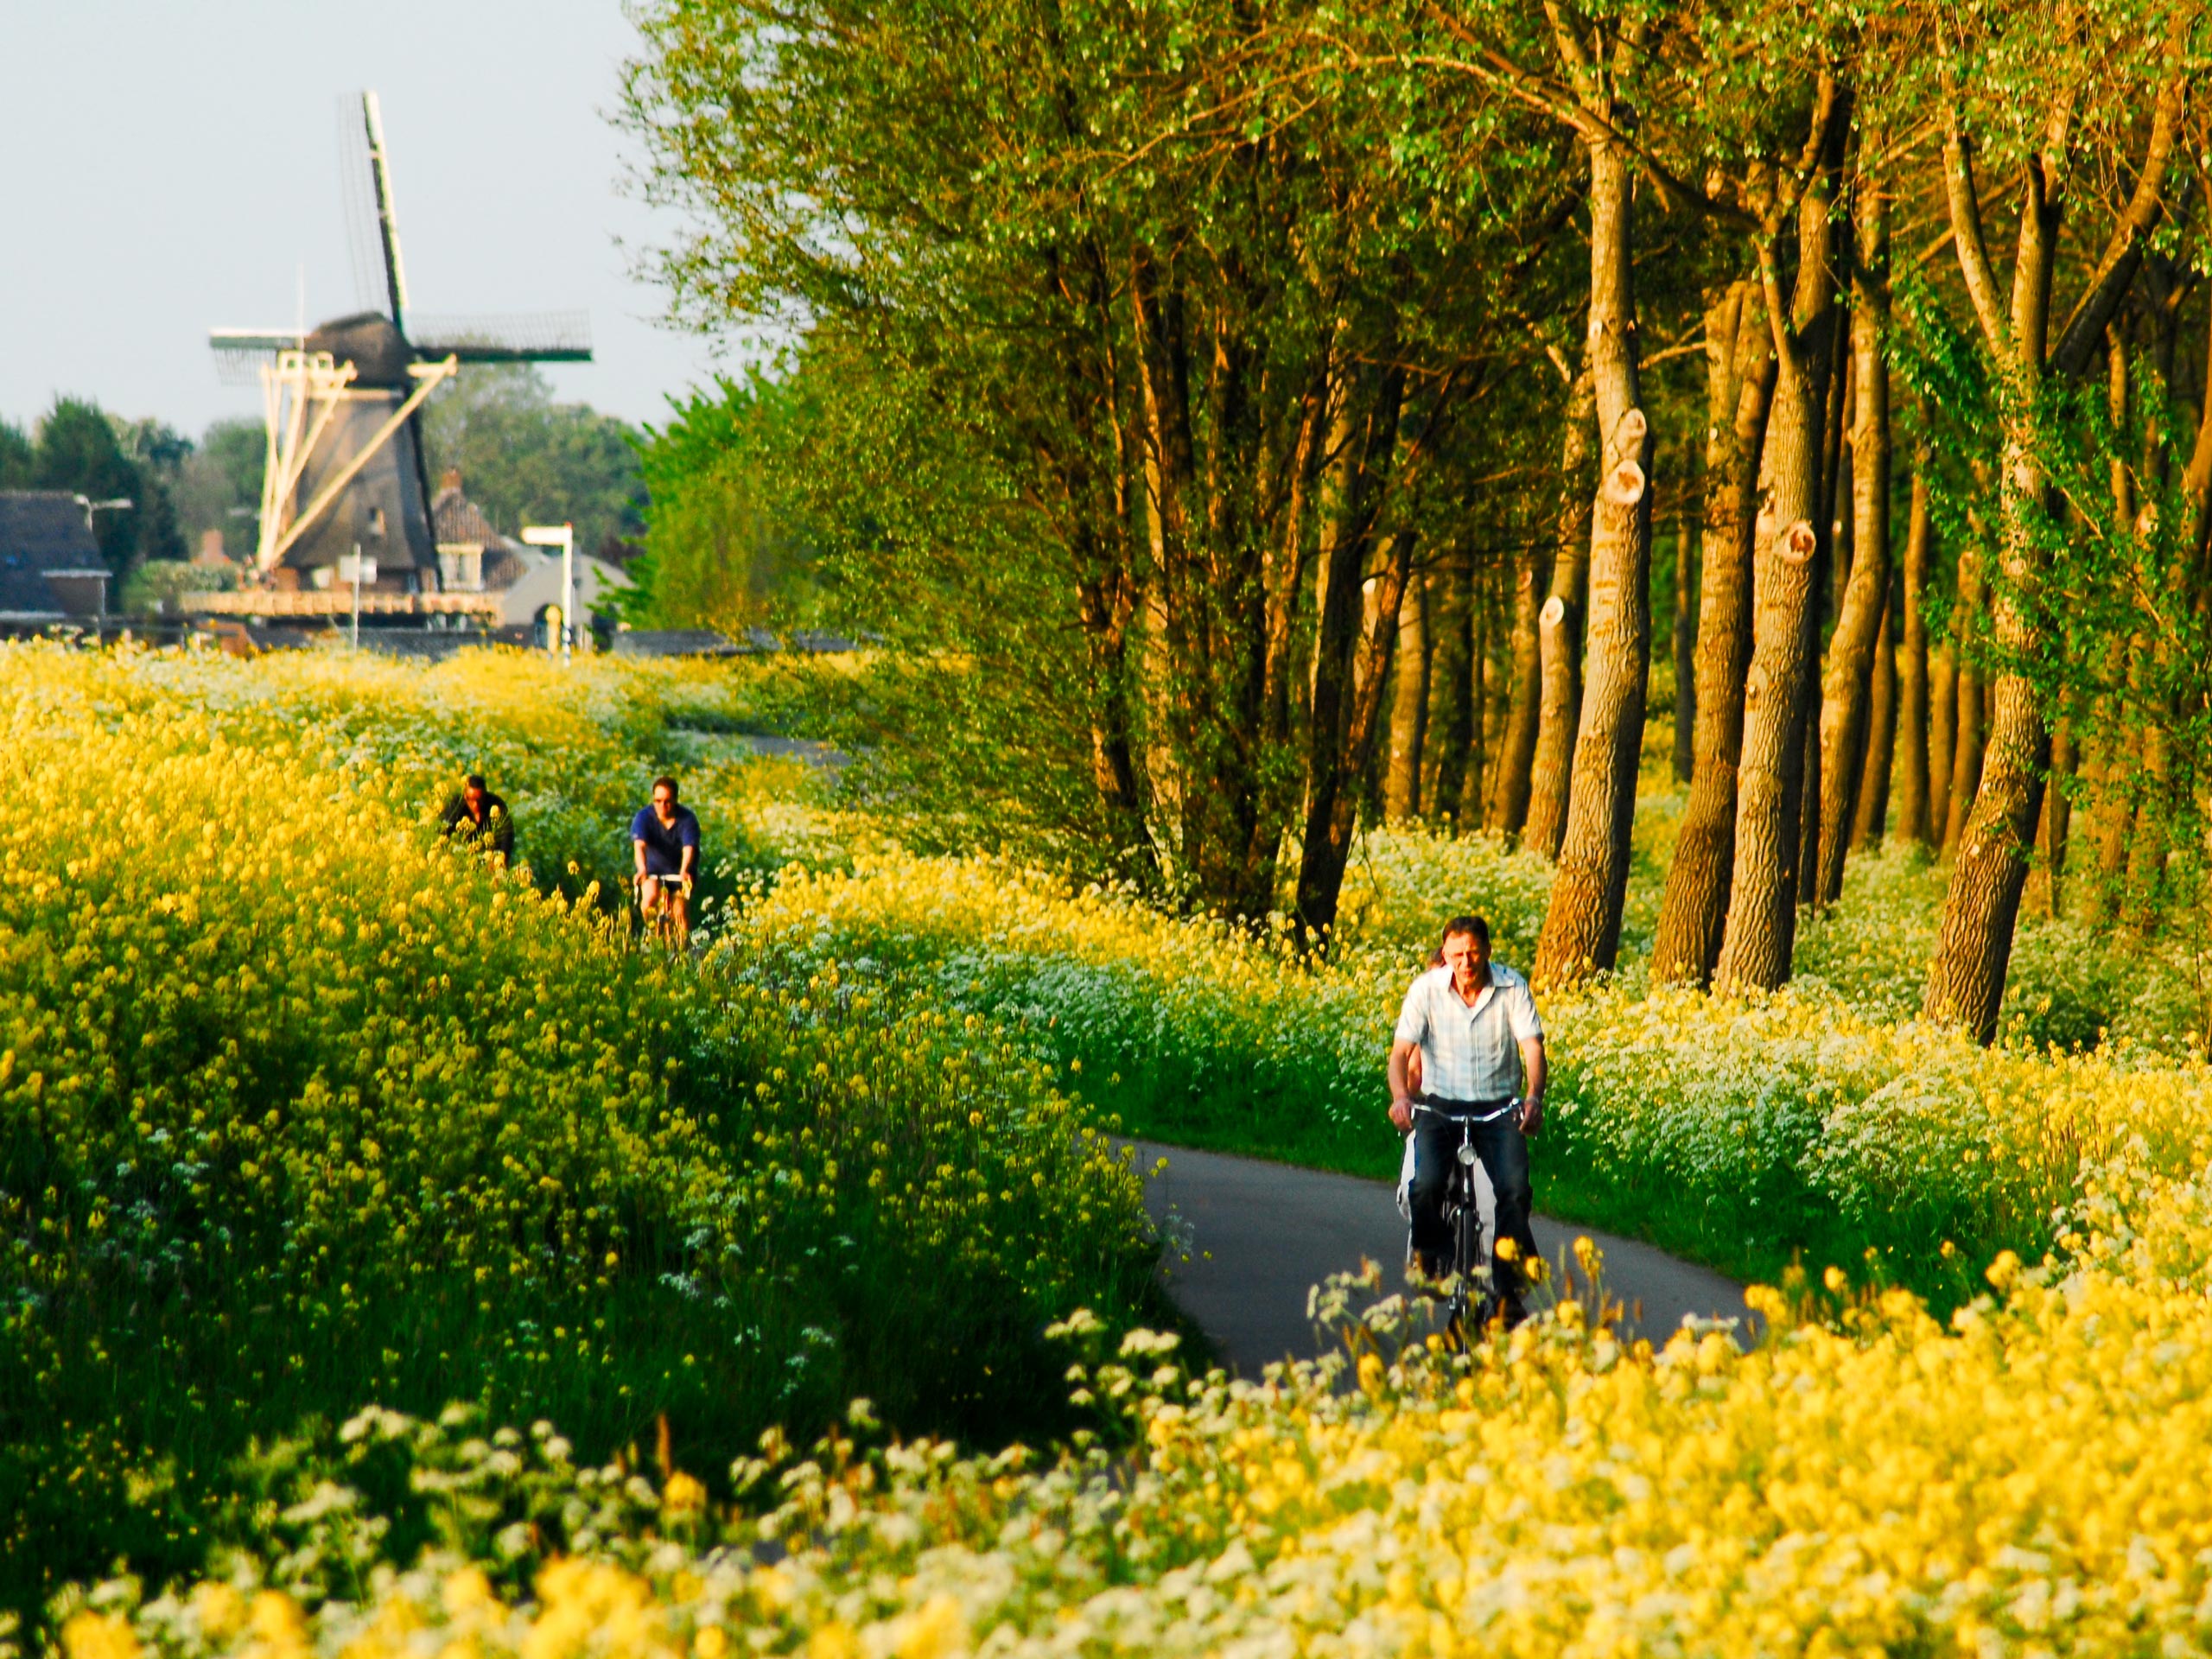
[562,524,575,665]
[351,541,362,649]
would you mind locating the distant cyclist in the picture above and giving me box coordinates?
[1388,915,1547,1326]
[631,775,702,945]
[439,773,515,861]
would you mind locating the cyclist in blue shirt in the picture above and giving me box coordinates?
[630,775,702,944]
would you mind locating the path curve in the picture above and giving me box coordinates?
[1135,1141,1758,1374]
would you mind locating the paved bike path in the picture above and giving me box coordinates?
[1134,1141,1758,1373]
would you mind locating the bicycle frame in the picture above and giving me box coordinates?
[1411,1099,1518,1339]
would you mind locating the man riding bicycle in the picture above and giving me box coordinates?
[631,775,701,945]
[439,773,515,861]
[1388,914,1548,1328]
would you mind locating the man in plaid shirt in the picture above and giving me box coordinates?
[1388,914,1548,1325]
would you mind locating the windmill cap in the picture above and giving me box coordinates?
[305,311,414,388]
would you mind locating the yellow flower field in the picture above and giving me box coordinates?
[14,640,2212,1656]
[0,643,1151,1608]
[69,1161,2212,1656]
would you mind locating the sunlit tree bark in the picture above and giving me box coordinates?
[1532,16,1655,986]
[1715,78,1849,994]
[1923,25,2188,1038]
[1816,178,1892,904]
[1652,278,1776,986]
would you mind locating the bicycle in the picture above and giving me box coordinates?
[1409,1097,1522,1341]
[636,871,694,948]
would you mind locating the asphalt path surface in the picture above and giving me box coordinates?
[1134,1140,1757,1373]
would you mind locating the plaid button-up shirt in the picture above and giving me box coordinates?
[1394,962,1543,1103]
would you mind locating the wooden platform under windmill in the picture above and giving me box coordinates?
[177,588,501,620]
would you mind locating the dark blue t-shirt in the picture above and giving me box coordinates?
[631,804,702,874]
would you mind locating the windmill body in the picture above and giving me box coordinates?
[199,92,591,627]
[252,314,446,585]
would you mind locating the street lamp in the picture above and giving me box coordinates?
[521,523,575,664]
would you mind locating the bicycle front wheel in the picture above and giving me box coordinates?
[1454,1197,1480,1287]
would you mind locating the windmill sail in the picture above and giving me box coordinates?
[408,312,594,363]
[208,327,301,385]
[362,93,410,329]
[337,92,410,325]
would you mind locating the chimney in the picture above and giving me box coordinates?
[440,467,463,493]
[194,528,229,566]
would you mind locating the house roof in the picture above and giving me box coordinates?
[481,543,530,590]
[431,474,543,594]
[431,481,499,549]
[612,629,744,659]
[0,493,107,618]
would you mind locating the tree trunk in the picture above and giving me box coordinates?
[1945,668,1987,855]
[1423,550,1474,822]
[1714,496,1825,995]
[1671,499,1697,785]
[2078,340,2139,919]
[1714,82,1847,994]
[2085,740,2131,918]
[1797,311,1852,912]
[1522,370,1598,856]
[1816,183,1892,903]
[1928,633,1956,852]
[1796,681,1824,909]
[1533,130,1653,987]
[1483,404,1569,835]
[1853,584,1897,850]
[1461,556,1494,823]
[1893,467,1935,847]
[1294,359,1407,944]
[1533,423,1651,982]
[1649,278,1776,987]
[1942,539,1986,856]
[1924,645,2046,1035]
[1923,46,2187,1039]
[2026,716,2075,918]
[1076,563,1157,878]
[1479,558,1514,808]
[2119,709,2176,936]
[1383,569,1431,820]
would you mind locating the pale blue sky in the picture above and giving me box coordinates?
[0,1,735,440]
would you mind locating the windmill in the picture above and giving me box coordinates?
[208,92,591,591]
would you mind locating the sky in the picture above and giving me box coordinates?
[0,1,736,442]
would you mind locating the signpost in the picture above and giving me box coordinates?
[337,546,378,648]
[522,524,575,664]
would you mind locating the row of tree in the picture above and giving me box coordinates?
[626,0,2212,1041]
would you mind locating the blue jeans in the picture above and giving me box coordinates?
[1408,1107,1535,1314]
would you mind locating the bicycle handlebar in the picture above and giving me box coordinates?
[1409,1097,1523,1126]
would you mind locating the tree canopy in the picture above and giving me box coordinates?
[420,365,647,561]
[29,398,149,573]
[624,0,2212,1033]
